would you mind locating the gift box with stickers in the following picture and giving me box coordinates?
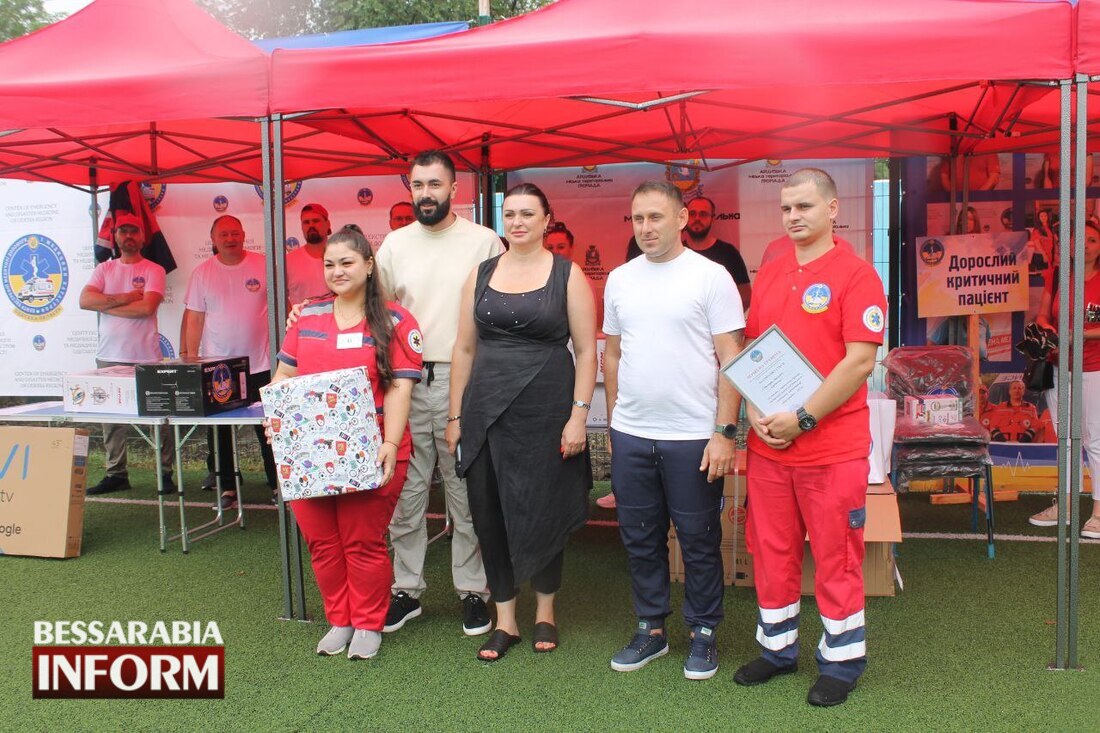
[259,367,383,501]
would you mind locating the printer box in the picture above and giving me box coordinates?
[135,356,250,417]
[62,366,139,415]
[0,426,89,559]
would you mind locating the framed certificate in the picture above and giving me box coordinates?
[720,325,824,417]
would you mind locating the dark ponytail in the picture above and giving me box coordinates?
[326,225,395,389]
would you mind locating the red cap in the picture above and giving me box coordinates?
[113,211,144,235]
[301,203,329,220]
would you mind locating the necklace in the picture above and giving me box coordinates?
[334,298,365,328]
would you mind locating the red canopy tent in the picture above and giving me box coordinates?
[269,0,1075,173]
[0,0,273,186]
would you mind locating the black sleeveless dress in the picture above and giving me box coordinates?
[457,253,591,586]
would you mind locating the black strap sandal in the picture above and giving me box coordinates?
[477,629,521,662]
[532,622,558,653]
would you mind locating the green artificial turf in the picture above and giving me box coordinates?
[2,466,1098,731]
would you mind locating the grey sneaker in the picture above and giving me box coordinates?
[610,620,669,672]
[347,629,382,660]
[315,625,353,656]
[683,625,719,680]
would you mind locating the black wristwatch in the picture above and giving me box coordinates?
[796,407,818,432]
[714,423,738,439]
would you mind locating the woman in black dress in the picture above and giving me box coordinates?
[447,183,597,661]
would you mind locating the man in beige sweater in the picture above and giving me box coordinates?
[376,151,502,636]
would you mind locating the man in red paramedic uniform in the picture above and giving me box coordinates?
[733,168,886,707]
[981,380,1043,442]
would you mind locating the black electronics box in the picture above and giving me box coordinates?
[135,356,250,416]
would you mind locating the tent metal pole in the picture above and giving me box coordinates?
[272,113,308,620]
[261,115,294,623]
[479,134,493,230]
[1053,79,1071,671]
[88,163,99,248]
[887,158,902,351]
[1068,73,1088,669]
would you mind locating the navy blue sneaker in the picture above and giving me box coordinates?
[610,620,668,672]
[684,625,719,680]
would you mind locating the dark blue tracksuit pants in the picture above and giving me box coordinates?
[610,428,724,630]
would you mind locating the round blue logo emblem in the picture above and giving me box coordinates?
[245,278,261,293]
[32,334,46,351]
[285,236,300,251]
[750,350,763,363]
[920,239,945,266]
[254,181,302,206]
[158,333,176,359]
[801,283,831,314]
[211,362,234,404]
[3,234,69,321]
[357,187,374,206]
[141,182,167,210]
[213,195,229,213]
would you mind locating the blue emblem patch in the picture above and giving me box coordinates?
[801,283,831,314]
[158,333,176,359]
[3,234,69,322]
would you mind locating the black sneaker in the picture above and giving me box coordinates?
[610,620,669,672]
[461,593,492,636]
[159,473,176,496]
[733,656,798,686]
[87,474,130,496]
[200,472,216,491]
[382,591,422,633]
[807,675,857,707]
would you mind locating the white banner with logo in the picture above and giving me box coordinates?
[0,175,476,396]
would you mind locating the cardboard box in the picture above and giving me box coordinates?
[0,426,89,558]
[135,357,250,416]
[260,367,384,501]
[903,394,961,426]
[62,366,139,415]
[733,481,903,597]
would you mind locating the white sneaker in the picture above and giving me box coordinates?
[1082,516,1100,539]
[348,629,382,660]
[1029,500,1068,527]
[316,625,353,656]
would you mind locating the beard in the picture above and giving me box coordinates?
[304,230,324,245]
[686,221,712,241]
[415,196,451,226]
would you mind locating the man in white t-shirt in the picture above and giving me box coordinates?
[79,211,174,495]
[375,151,502,637]
[182,215,276,509]
[285,203,333,308]
[603,181,745,681]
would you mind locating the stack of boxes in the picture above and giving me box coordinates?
[61,357,250,417]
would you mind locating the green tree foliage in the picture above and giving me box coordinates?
[0,0,56,42]
[327,0,552,31]
[197,0,553,40]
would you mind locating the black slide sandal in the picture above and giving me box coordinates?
[478,629,521,661]
[532,622,558,653]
